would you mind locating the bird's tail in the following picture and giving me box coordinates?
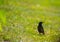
[43,32,45,35]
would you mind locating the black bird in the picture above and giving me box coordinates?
[38,22,45,35]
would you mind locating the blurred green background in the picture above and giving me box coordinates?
[0,0,60,42]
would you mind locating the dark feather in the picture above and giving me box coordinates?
[37,22,45,35]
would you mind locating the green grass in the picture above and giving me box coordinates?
[0,0,60,42]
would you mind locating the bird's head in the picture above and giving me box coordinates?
[39,22,43,25]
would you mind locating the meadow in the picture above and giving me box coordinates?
[0,0,60,42]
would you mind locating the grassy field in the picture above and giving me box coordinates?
[0,0,60,42]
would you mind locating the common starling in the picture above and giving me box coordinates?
[37,22,45,35]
